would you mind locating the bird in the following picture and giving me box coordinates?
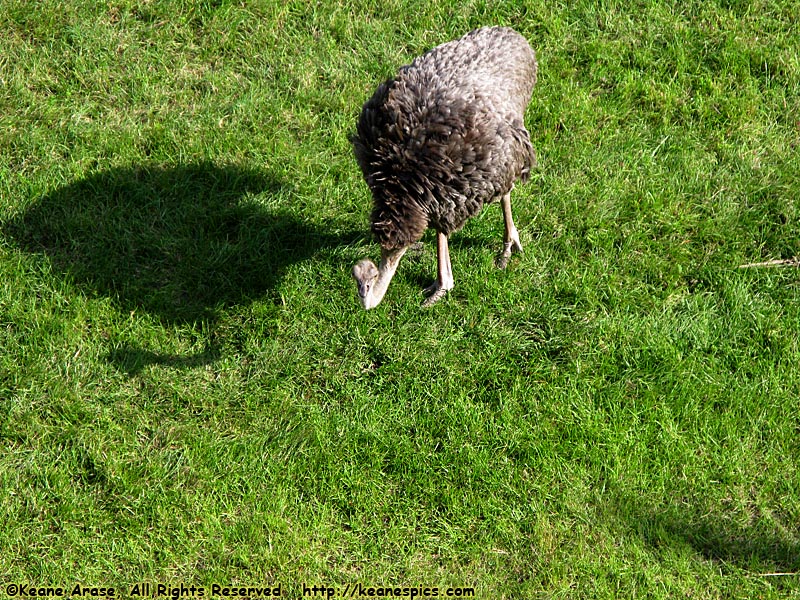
[350,26,538,309]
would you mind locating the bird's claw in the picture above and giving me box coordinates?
[421,287,449,307]
[495,239,523,269]
[421,281,452,307]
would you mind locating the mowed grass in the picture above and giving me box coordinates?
[1,0,799,597]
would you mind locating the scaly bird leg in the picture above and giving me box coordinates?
[496,191,523,269]
[422,231,454,307]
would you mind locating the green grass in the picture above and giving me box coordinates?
[1,0,799,597]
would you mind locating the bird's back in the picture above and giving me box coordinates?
[352,27,537,250]
[399,27,536,124]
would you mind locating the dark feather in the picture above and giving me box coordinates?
[351,27,537,251]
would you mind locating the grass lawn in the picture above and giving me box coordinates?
[1,0,799,597]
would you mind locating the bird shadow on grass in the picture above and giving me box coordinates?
[3,162,359,374]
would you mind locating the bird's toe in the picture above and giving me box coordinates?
[421,287,449,308]
[421,279,453,307]
[422,281,440,296]
[496,241,522,269]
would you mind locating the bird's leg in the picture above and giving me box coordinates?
[496,191,523,269]
[422,231,454,307]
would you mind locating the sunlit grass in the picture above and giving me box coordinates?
[1,1,798,597]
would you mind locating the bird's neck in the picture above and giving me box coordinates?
[366,247,407,309]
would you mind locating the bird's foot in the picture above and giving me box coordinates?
[495,239,523,269]
[421,281,452,307]
[421,288,449,307]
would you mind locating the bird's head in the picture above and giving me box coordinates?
[352,247,407,310]
[352,259,380,309]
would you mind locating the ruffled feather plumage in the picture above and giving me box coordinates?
[351,27,537,308]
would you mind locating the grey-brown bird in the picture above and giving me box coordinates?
[351,26,537,308]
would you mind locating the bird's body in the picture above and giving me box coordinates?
[351,26,537,308]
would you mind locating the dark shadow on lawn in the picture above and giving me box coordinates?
[622,500,799,575]
[105,344,222,376]
[3,162,360,371]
